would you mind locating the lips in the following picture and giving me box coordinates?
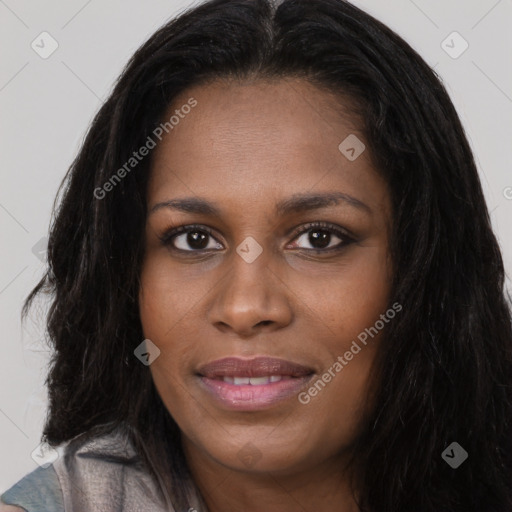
[196,357,314,410]
[197,357,313,380]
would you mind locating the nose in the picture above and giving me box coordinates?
[206,249,293,337]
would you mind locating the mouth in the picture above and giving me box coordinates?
[196,357,314,411]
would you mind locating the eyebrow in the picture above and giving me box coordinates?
[149,192,372,217]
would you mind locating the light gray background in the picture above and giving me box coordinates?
[1,0,511,490]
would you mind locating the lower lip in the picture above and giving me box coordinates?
[198,375,313,411]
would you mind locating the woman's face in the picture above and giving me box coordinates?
[139,78,392,476]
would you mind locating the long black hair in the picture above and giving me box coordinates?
[23,0,512,510]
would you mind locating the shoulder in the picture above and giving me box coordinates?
[0,464,63,512]
[1,426,202,512]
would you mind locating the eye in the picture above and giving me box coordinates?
[159,222,354,254]
[159,225,223,252]
[288,222,354,252]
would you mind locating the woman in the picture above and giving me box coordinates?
[2,0,511,510]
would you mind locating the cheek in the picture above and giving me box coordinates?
[138,255,209,420]
[138,252,200,336]
[300,246,391,417]
[139,277,200,436]
[139,259,182,388]
[139,259,191,365]
[302,243,392,341]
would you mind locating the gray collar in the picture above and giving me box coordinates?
[52,426,206,512]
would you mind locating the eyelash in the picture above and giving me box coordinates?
[158,222,355,255]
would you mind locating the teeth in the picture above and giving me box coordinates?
[222,375,284,385]
[249,376,270,385]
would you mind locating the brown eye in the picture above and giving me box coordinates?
[160,225,223,252]
[289,222,353,252]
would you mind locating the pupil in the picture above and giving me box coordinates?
[309,230,330,248]
[188,231,208,249]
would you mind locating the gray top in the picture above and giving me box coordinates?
[1,427,206,512]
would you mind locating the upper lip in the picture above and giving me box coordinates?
[197,357,314,379]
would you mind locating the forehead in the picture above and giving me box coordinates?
[147,78,388,216]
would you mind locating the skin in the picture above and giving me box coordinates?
[139,77,393,512]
